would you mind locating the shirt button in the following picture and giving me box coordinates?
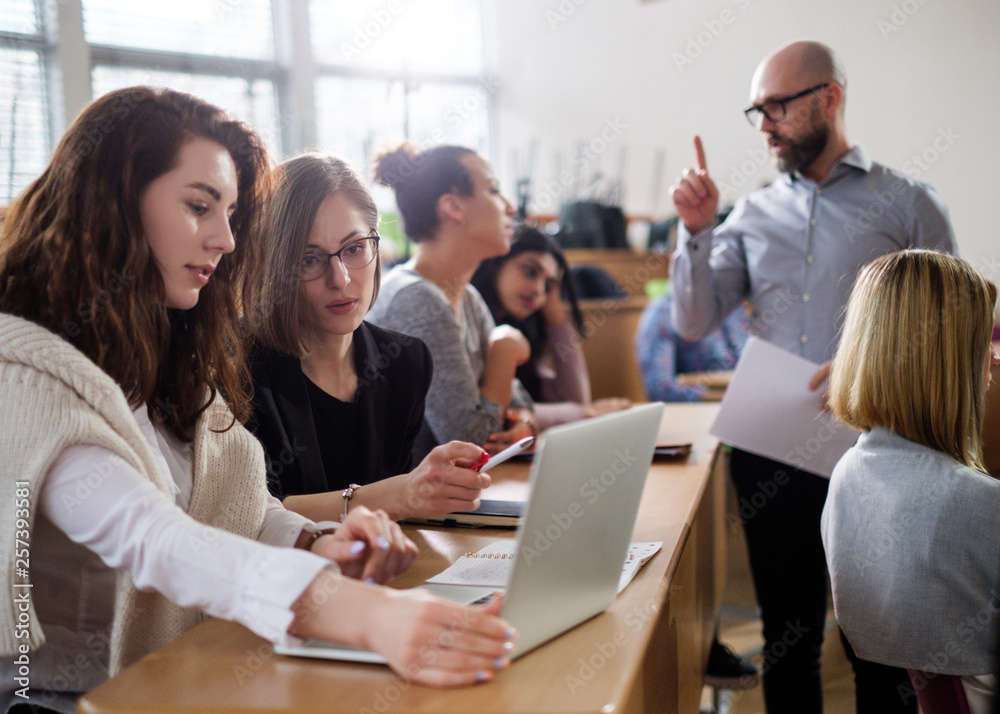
[810,219,817,226]
[800,335,808,343]
[803,294,810,302]
[685,286,692,294]
[815,188,822,195]
[807,255,814,263]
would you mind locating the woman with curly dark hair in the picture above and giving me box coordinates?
[471,224,630,429]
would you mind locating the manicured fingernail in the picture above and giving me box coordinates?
[376,535,390,550]
[349,540,366,555]
[476,670,493,683]
[494,657,510,668]
[364,576,376,584]
[505,627,518,639]
[503,641,515,652]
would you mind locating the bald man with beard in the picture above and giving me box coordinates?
[669,41,956,714]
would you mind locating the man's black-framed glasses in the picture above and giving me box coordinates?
[300,234,380,281]
[743,83,830,127]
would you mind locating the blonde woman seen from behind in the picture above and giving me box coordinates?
[821,249,1000,714]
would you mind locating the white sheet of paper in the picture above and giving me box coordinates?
[710,336,859,478]
[427,541,662,594]
[617,541,662,592]
[425,541,516,588]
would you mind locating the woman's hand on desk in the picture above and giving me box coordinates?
[485,408,536,454]
[366,589,516,687]
[309,506,417,583]
[582,397,632,418]
[291,578,516,687]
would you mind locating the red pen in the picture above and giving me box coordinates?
[472,450,490,471]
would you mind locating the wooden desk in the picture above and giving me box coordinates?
[579,296,650,403]
[563,249,671,297]
[78,404,725,714]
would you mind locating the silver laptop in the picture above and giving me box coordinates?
[275,402,663,662]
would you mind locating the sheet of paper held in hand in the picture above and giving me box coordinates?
[709,336,859,478]
[427,541,662,593]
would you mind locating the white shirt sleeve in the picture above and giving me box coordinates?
[258,492,316,547]
[40,443,331,645]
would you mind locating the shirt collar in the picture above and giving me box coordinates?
[783,144,871,187]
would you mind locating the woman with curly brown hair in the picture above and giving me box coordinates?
[0,88,514,711]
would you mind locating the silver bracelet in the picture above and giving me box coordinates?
[340,483,361,522]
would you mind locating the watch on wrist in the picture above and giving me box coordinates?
[340,483,362,522]
[300,527,336,551]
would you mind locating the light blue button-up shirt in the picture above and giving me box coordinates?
[671,145,956,364]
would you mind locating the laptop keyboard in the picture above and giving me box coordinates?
[470,591,502,606]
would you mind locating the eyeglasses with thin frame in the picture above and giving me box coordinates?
[743,83,830,127]
[300,234,380,281]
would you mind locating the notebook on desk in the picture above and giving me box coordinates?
[274,402,664,663]
[404,498,524,528]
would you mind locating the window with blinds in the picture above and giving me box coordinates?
[83,0,275,60]
[0,0,493,207]
[83,0,281,152]
[91,67,280,153]
[0,0,49,204]
[310,0,491,227]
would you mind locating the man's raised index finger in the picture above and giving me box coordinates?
[693,134,708,173]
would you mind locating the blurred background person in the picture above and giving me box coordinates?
[636,289,750,403]
[368,142,535,458]
[471,224,630,430]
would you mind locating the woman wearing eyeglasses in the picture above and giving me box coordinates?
[248,154,493,524]
[368,143,535,459]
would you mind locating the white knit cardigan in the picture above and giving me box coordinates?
[0,313,269,674]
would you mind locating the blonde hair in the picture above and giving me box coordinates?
[830,250,997,470]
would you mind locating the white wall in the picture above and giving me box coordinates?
[486,0,1000,282]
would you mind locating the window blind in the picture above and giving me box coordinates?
[83,0,275,60]
[0,0,49,204]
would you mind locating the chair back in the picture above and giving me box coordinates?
[907,669,971,714]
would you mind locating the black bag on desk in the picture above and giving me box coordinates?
[557,201,628,249]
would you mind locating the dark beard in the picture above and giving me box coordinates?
[773,121,829,174]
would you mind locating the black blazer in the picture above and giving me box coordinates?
[249,322,433,499]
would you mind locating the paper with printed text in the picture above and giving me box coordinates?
[427,541,662,593]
